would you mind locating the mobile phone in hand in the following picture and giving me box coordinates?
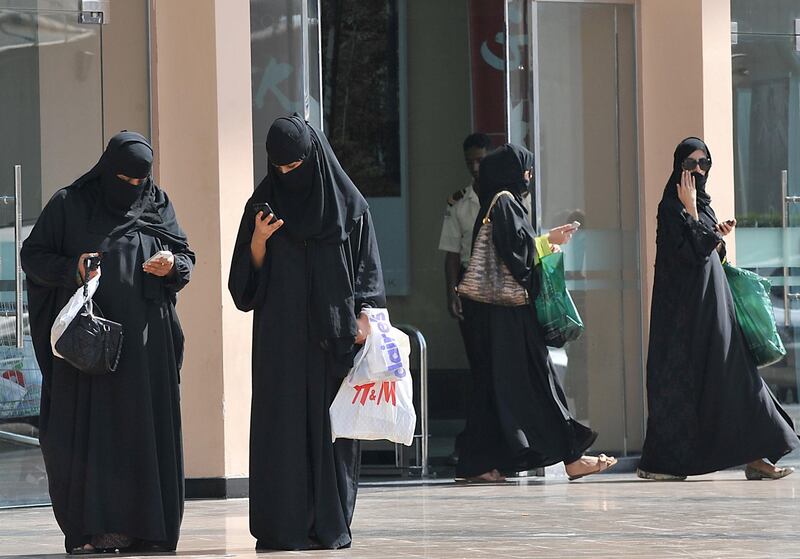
[144,250,172,266]
[84,254,102,272]
[251,202,279,222]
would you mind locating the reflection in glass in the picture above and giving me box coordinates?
[321,0,401,197]
[733,32,800,412]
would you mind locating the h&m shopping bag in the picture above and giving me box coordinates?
[724,263,786,368]
[330,372,416,446]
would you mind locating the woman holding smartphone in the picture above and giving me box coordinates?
[638,137,799,481]
[229,114,385,551]
[21,131,194,553]
[455,144,616,483]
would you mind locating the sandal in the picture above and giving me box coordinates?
[745,464,795,481]
[636,468,686,481]
[567,454,618,481]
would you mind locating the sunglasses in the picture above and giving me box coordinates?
[682,157,712,172]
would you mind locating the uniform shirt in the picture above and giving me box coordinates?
[438,184,533,268]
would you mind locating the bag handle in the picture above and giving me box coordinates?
[482,190,515,225]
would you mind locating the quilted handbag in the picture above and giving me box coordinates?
[456,190,529,307]
[54,284,123,375]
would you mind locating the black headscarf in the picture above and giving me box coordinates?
[73,131,189,250]
[256,114,369,359]
[478,143,535,209]
[663,137,712,209]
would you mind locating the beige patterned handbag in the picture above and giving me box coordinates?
[456,190,529,306]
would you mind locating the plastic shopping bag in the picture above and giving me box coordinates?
[724,263,786,368]
[348,308,411,385]
[534,252,584,348]
[330,372,417,446]
[50,272,101,359]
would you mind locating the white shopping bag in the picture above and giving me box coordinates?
[50,272,101,359]
[348,308,411,385]
[330,372,417,446]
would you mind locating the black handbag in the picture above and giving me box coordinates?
[54,283,124,375]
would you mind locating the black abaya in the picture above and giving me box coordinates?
[229,116,385,550]
[22,134,193,551]
[456,145,596,478]
[639,138,800,476]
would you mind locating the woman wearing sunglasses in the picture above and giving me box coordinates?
[638,137,799,481]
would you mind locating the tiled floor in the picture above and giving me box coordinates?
[3,465,800,559]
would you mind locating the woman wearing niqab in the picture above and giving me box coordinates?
[638,137,800,481]
[228,114,385,550]
[456,143,617,482]
[22,131,194,553]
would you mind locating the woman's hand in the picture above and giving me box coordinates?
[549,243,562,254]
[250,212,284,269]
[252,212,284,243]
[716,218,736,237]
[677,170,698,219]
[143,251,175,277]
[77,252,101,284]
[548,223,579,246]
[355,312,371,345]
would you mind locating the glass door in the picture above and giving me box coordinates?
[508,0,642,454]
[0,3,105,507]
[732,24,800,434]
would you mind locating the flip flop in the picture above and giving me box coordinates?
[567,454,618,481]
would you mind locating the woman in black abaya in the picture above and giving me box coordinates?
[638,137,800,481]
[228,114,385,550]
[22,131,194,553]
[456,144,617,482]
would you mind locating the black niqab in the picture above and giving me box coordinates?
[74,132,188,250]
[256,115,369,360]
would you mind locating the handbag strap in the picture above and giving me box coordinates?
[482,190,516,225]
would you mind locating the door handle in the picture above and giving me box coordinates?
[0,166,24,349]
[782,170,792,326]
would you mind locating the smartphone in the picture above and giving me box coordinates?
[144,250,172,266]
[251,202,279,222]
[569,221,581,230]
[85,254,102,272]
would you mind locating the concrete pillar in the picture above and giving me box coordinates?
[150,0,253,493]
[638,0,735,342]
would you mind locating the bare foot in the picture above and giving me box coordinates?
[565,454,617,480]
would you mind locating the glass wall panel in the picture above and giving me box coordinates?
[732,1,800,436]
[0,6,105,507]
[533,2,641,453]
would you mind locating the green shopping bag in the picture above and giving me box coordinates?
[534,251,584,348]
[723,264,786,368]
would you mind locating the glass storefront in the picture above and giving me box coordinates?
[0,0,149,508]
[732,1,800,429]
